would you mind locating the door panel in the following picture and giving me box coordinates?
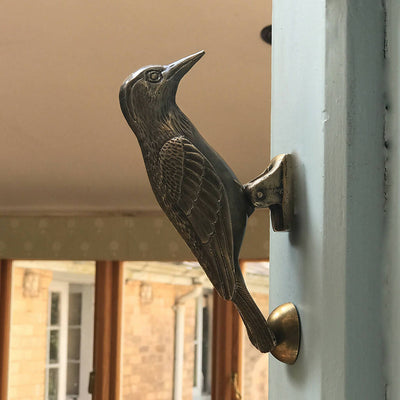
[269,1,385,398]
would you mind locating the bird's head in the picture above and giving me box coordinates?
[119,50,205,134]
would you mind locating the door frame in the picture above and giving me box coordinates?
[269,1,385,398]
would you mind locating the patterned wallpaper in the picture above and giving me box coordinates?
[0,210,269,261]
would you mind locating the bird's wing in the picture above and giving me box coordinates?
[159,136,235,299]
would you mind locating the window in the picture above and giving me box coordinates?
[46,282,68,400]
[193,290,213,400]
[45,281,94,400]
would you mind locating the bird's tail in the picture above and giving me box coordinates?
[232,277,276,353]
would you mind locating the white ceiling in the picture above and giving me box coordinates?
[0,0,272,214]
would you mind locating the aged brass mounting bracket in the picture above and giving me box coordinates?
[244,153,293,232]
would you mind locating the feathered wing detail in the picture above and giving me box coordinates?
[159,136,235,300]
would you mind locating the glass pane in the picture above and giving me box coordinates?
[68,293,82,326]
[193,340,198,387]
[67,362,80,395]
[68,328,81,360]
[50,292,60,326]
[48,368,58,400]
[49,330,59,363]
[202,301,210,392]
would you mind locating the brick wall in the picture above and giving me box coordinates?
[8,267,53,400]
[7,268,267,400]
[243,291,269,400]
[122,281,196,400]
[8,270,198,400]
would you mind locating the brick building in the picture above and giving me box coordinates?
[7,261,268,400]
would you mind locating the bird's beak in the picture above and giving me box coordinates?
[165,50,205,81]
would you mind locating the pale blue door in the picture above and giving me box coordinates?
[268,1,388,399]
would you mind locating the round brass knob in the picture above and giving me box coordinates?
[267,302,300,364]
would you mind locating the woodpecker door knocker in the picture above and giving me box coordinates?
[119,51,300,364]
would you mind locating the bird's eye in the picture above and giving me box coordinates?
[146,70,162,83]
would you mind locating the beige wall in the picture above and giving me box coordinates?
[8,268,52,400]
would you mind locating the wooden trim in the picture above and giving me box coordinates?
[211,262,244,400]
[93,261,123,400]
[231,303,243,397]
[0,260,12,400]
[211,290,224,399]
[110,261,123,398]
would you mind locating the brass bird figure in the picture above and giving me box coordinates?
[119,51,276,352]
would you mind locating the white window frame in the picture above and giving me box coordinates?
[68,284,94,400]
[46,281,68,400]
[45,280,94,400]
[193,290,213,400]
